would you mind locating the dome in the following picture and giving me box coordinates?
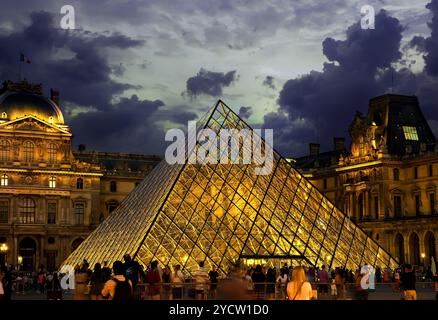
[0,81,64,124]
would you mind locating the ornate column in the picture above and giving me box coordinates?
[404,234,409,264]
[39,235,45,270]
[13,236,17,266]
[365,190,370,217]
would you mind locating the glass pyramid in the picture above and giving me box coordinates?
[63,100,398,276]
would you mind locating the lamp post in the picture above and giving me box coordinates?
[17,255,23,271]
[421,253,426,267]
[0,243,7,252]
[0,243,8,267]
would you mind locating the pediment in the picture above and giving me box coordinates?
[0,115,70,135]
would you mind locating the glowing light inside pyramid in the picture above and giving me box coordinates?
[63,100,398,276]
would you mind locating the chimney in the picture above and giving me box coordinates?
[334,137,345,152]
[309,143,320,156]
[50,88,60,105]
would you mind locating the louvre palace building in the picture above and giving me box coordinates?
[0,80,161,271]
[294,94,438,268]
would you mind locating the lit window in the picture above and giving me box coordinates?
[49,176,56,188]
[19,197,35,224]
[0,174,8,186]
[403,126,419,141]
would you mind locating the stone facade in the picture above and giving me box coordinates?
[294,94,438,267]
[0,81,160,271]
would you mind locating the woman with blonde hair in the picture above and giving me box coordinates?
[286,266,313,300]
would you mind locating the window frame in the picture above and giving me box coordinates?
[0,199,9,223]
[76,178,84,190]
[47,202,57,224]
[49,176,57,188]
[402,126,419,141]
[19,197,36,224]
[0,174,8,186]
[23,140,35,162]
[393,195,402,218]
[47,143,57,164]
[110,181,117,193]
[74,202,85,225]
[393,168,400,181]
[0,139,11,161]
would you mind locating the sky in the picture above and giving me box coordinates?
[0,0,437,157]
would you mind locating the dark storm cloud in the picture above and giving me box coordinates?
[265,1,438,157]
[68,95,165,153]
[238,106,253,119]
[154,107,198,124]
[0,10,197,154]
[423,0,438,76]
[262,76,276,90]
[184,68,237,97]
[0,11,144,110]
[410,35,426,51]
[265,10,405,157]
[263,111,315,156]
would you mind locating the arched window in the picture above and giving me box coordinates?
[19,237,37,271]
[76,178,83,190]
[48,143,57,164]
[395,233,405,264]
[0,174,8,186]
[393,168,400,181]
[425,231,436,262]
[19,197,36,224]
[409,233,420,265]
[0,140,11,161]
[71,238,84,251]
[49,176,56,188]
[23,141,35,162]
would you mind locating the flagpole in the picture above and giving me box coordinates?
[18,51,22,81]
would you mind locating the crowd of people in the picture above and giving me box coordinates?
[70,256,218,301]
[0,264,63,300]
[1,257,437,301]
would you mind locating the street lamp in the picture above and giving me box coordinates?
[0,243,8,252]
[421,253,426,266]
[0,243,8,266]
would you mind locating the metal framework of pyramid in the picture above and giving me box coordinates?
[63,100,398,276]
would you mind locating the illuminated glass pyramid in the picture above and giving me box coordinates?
[63,100,398,276]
